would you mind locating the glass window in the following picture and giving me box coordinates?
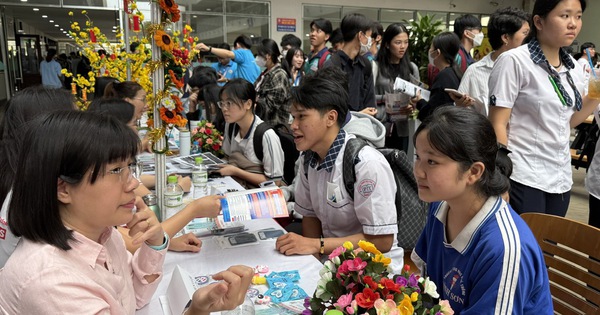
[341,7,377,21]
[226,1,268,16]
[303,5,341,20]
[380,9,414,24]
[63,0,104,6]
[226,16,269,49]
[189,0,223,13]
[187,14,224,45]
[0,0,59,4]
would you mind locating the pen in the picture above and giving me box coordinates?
[548,75,567,106]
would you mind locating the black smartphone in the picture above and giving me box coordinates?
[228,233,258,245]
[258,229,285,240]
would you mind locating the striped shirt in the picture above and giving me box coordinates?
[412,196,553,314]
[457,52,495,116]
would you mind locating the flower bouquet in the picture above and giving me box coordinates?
[191,120,224,157]
[306,241,453,315]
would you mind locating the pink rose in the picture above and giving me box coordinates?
[334,293,353,309]
[329,246,345,260]
[207,138,213,145]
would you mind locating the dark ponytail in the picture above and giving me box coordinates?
[432,32,463,80]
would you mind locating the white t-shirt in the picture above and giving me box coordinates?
[0,190,20,268]
[585,106,600,199]
[489,44,586,194]
[457,52,494,116]
[294,132,404,273]
[223,115,285,180]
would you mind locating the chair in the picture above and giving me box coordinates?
[521,213,600,315]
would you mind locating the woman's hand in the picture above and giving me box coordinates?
[190,195,224,218]
[216,164,240,177]
[185,265,254,315]
[275,232,319,256]
[127,197,165,247]
[359,107,378,116]
[409,90,422,106]
[450,92,475,107]
[168,233,202,252]
[398,104,414,115]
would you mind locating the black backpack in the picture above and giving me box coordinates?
[342,138,428,250]
[228,123,299,185]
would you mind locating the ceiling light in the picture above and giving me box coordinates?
[20,0,27,2]
[113,26,117,29]
[33,8,39,11]
[60,28,63,31]
[206,8,211,11]
[42,15,47,18]
[193,15,197,18]
[49,20,54,23]
[112,30,116,33]
[55,24,59,27]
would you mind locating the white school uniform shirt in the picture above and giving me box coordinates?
[222,115,284,181]
[489,44,586,194]
[0,190,20,268]
[294,131,404,273]
[457,52,494,116]
[585,106,600,199]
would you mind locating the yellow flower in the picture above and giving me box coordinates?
[343,241,354,251]
[61,69,68,74]
[81,10,87,14]
[86,20,91,27]
[373,254,391,266]
[410,292,418,302]
[68,11,73,16]
[358,240,382,255]
[398,294,414,315]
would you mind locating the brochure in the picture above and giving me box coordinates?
[221,187,289,222]
[393,77,430,101]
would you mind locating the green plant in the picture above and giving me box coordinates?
[404,13,444,84]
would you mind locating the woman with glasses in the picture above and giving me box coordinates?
[218,78,285,188]
[0,86,76,268]
[88,98,223,254]
[0,110,253,314]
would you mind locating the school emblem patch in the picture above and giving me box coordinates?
[358,179,376,198]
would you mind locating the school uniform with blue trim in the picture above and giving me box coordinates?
[294,130,404,273]
[212,60,238,86]
[411,197,553,314]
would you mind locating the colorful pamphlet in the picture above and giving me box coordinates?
[220,187,289,222]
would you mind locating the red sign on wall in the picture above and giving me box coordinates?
[277,18,296,32]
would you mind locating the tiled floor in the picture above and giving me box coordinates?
[566,166,590,224]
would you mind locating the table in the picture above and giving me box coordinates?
[135,219,324,315]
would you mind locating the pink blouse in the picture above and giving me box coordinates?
[0,227,166,314]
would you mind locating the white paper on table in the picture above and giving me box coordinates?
[393,77,430,101]
[165,265,196,315]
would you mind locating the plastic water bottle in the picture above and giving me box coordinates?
[179,128,191,156]
[221,296,255,315]
[192,157,208,199]
[163,175,184,219]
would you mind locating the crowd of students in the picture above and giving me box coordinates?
[0,0,598,313]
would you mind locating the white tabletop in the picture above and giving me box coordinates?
[135,219,323,315]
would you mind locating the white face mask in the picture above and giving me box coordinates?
[471,32,484,47]
[360,33,373,55]
[255,56,267,68]
[428,50,437,66]
[281,49,288,58]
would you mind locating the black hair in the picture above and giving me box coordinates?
[130,41,141,53]
[291,67,348,127]
[0,87,75,210]
[414,106,511,198]
[189,66,218,88]
[9,110,139,251]
[453,14,482,40]
[282,48,306,79]
[329,28,344,46]
[574,41,596,60]
[217,42,231,51]
[233,35,253,49]
[46,49,57,62]
[219,78,256,111]
[526,0,586,42]
[87,98,135,125]
[340,13,373,43]
[488,7,530,50]
[280,34,302,49]
[310,18,333,36]
[94,76,119,99]
[257,38,281,64]
[103,81,143,99]
[376,23,413,81]
[432,32,463,80]
[371,21,384,40]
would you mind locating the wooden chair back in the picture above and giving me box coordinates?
[521,213,600,315]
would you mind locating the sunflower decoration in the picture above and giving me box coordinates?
[159,0,181,23]
[154,30,174,52]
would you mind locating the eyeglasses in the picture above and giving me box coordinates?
[133,96,147,102]
[107,162,142,183]
[217,100,239,110]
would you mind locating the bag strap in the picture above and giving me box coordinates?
[252,122,272,162]
[318,50,331,69]
[342,138,369,200]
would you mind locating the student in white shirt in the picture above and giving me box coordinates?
[452,7,530,116]
[488,0,597,216]
[275,67,403,273]
[585,106,600,228]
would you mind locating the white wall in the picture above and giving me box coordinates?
[577,0,600,49]
[269,0,524,47]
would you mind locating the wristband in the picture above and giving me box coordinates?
[147,231,169,250]
[208,46,212,53]
[319,236,325,255]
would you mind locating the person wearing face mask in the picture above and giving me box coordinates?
[279,34,302,62]
[196,35,261,84]
[409,32,462,122]
[453,14,483,73]
[254,38,293,126]
[323,13,376,113]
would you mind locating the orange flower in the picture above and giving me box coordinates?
[147,118,154,128]
[159,107,180,125]
[171,94,184,112]
[168,70,184,89]
[154,30,174,52]
[171,9,181,23]
[159,0,179,14]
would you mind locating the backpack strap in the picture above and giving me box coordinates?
[252,122,272,162]
[302,150,314,179]
[318,49,331,69]
[227,123,236,145]
[342,138,369,200]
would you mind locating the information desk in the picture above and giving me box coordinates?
[135,218,323,315]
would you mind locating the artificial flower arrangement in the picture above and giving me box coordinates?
[191,120,225,157]
[305,241,453,315]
